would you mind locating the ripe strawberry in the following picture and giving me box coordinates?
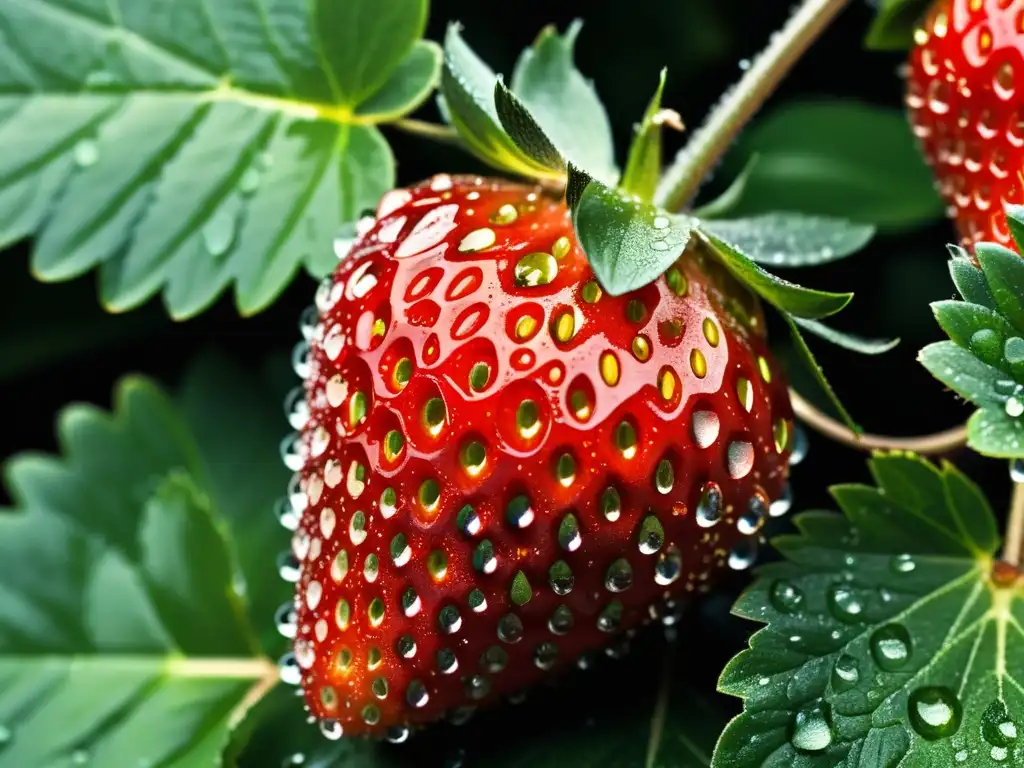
[280,174,794,741]
[906,0,1024,251]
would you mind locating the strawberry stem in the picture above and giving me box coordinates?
[655,0,853,211]
[1005,480,1024,568]
[789,389,969,455]
[392,118,462,145]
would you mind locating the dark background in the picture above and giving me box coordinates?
[0,0,1011,761]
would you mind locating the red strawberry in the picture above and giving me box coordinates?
[906,0,1024,252]
[281,174,794,741]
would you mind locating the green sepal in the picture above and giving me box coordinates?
[620,69,672,202]
[784,313,860,433]
[865,0,934,51]
[792,316,900,356]
[493,77,565,174]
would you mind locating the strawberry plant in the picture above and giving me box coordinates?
[2,0,1024,765]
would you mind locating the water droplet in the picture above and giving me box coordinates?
[1011,458,1024,483]
[558,512,582,551]
[790,701,833,752]
[696,482,723,527]
[769,580,804,613]
[908,686,962,740]
[319,719,343,740]
[605,558,634,592]
[278,652,302,685]
[981,700,1018,748]
[638,514,665,554]
[891,553,916,573]
[239,166,261,195]
[202,206,238,257]
[1007,396,1024,418]
[74,139,99,167]
[789,426,808,465]
[827,584,864,623]
[275,603,297,638]
[870,623,912,671]
[830,654,860,692]
[514,252,557,287]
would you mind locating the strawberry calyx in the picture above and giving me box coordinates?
[439,21,893,430]
[866,0,935,51]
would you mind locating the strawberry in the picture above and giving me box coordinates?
[906,0,1024,251]
[280,174,794,741]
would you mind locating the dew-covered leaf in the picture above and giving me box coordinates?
[784,313,860,433]
[569,167,695,296]
[715,101,943,231]
[791,317,900,355]
[0,373,282,766]
[0,0,444,318]
[922,236,1024,458]
[713,454,1019,768]
[439,23,561,180]
[698,213,875,268]
[620,69,669,203]
[701,232,853,320]
[509,21,618,185]
[493,78,565,173]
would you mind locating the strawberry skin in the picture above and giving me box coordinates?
[907,0,1024,251]
[283,174,794,741]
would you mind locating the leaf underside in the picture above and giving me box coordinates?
[714,454,1019,768]
[0,0,444,318]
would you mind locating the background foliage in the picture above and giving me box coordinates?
[0,0,1015,765]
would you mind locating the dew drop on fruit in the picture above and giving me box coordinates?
[737,493,768,535]
[290,340,311,379]
[274,497,299,531]
[908,686,962,741]
[278,652,302,685]
[869,623,912,671]
[654,545,682,585]
[790,701,833,753]
[770,483,793,517]
[1011,458,1024,483]
[727,538,757,570]
[789,425,808,465]
[696,482,723,527]
[277,552,300,582]
[319,719,343,741]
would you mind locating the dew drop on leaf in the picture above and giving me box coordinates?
[202,205,240,257]
[870,623,913,671]
[830,654,860,692]
[907,686,962,740]
[826,584,864,623]
[769,579,804,614]
[1006,396,1024,418]
[981,700,1019,748]
[970,329,1001,362]
[790,701,833,753]
[1005,336,1024,365]
[73,139,99,168]
[890,553,916,574]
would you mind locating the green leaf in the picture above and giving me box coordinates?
[721,101,943,232]
[510,21,618,185]
[713,455,1016,768]
[569,167,696,296]
[922,230,1024,457]
[792,316,900,355]
[439,23,562,180]
[314,0,428,106]
[702,231,854,320]
[356,41,443,120]
[699,213,875,268]
[784,313,860,432]
[0,0,445,318]
[0,376,277,766]
[865,0,934,51]
[493,78,565,173]
[620,69,669,202]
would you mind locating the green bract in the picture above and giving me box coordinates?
[715,454,1019,768]
[865,0,935,51]
[921,209,1024,458]
[0,0,439,318]
[0,357,289,766]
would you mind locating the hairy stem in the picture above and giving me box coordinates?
[392,118,462,144]
[1005,480,1024,568]
[790,389,969,455]
[655,0,853,211]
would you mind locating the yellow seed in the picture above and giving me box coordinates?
[758,355,772,383]
[427,549,449,581]
[383,430,405,462]
[581,281,602,303]
[349,391,368,428]
[553,311,575,343]
[490,204,519,225]
[419,478,441,513]
[393,357,412,389]
[774,418,790,454]
[665,267,687,296]
[570,389,592,421]
[658,367,677,401]
[555,453,576,487]
[631,335,650,362]
[517,400,541,439]
[736,377,753,412]
[933,11,947,38]
[367,647,382,670]
[552,236,571,259]
[702,318,719,347]
[514,252,557,287]
[548,366,563,384]
[336,647,352,672]
[515,315,538,340]
[913,26,929,46]
[460,440,487,477]
[458,227,496,252]
[335,599,351,631]
[626,299,647,323]
[600,352,620,386]
[371,318,386,339]
[423,397,446,436]
[469,362,490,391]
[367,598,385,628]
[615,421,638,459]
[690,349,707,379]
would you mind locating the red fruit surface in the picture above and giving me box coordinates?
[285,174,794,740]
[906,0,1024,251]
